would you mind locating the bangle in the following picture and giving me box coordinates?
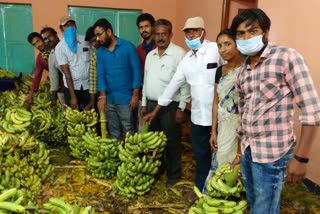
[210,132,216,135]
[236,153,241,159]
[98,96,106,100]
[294,155,309,163]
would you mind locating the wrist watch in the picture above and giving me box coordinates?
[294,155,309,163]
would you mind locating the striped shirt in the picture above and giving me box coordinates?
[89,51,97,94]
[236,43,320,163]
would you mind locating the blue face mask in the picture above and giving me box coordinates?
[185,31,203,50]
[236,34,264,56]
[63,26,77,52]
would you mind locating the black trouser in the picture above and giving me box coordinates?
[64,86,90,111]
[147,100,182,180]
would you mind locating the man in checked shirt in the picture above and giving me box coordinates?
[84,26,102,111]
[230,8,320,214]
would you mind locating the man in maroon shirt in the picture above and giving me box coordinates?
[135,13,157,131]
[24,32,51,106]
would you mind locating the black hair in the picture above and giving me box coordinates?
[230,8,271,35]
[27,32,42,44]
[136,13,155,27]
[93,18,113,33]
[85,26,95,41]
[153,19,172,34]
[216,29,235,42]
[40,27,57,36]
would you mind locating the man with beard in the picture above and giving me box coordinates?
[24,32,51,106]
[135,13,157,131]
[93,18,142,141]
[40,27,65,109]
[84,26,102,111]
[55,16,92,111]
[140,19,190,187]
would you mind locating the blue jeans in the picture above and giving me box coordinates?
[190,122,212,190]
[106,102,135,141]
[240,147,293,214]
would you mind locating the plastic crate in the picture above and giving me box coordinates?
[0,72,23,91]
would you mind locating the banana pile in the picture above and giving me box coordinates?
[42,197,95,214]
[114,124,167,198]
[0,188,37,213]
[189,186,248,214]
[207,163,245,198]
[0,130,55,198]
[0,108,32,134]
[0,68,17,79]
[64,106,98,160]
[84,132,121,179]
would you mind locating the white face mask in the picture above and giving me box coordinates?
[236,34,264,56]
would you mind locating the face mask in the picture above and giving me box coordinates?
[236,34,264,56]
[185,31,203,50]
[63,26,77,52]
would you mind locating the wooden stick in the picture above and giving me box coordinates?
[128,203,187,211]
[53,165,87,169]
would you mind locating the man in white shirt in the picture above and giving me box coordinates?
[140,19,190,188]
[55,16,92,111]
[143,17,224,194]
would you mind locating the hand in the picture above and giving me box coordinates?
[98,98,107,114]
[129,94,139,110]
[50,98,57,108]
[70,96,78,110]
[230,156,241,170]
[24,95,32,106]
[209,133,217,151]
[175,109,185,124]
[143,111,157,124]
[285,158,307,183]
[84,102,95,111]
[140,106,147,118]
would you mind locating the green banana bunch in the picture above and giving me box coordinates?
[0,108,32,134]
[84,132,121,179]
[188,186,248,214]
[114,123,167,198]
[42,197,95,214]
[0,68,17,79]
[206,163,245,198]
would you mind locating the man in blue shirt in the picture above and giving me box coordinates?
[93,18,142,141]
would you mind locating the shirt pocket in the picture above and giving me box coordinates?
[81,46,91,62]
[205,66,217,85]
[159,65,175,83]
[259,78,282,101]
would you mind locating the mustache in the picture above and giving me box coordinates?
[157,40,165,43]
[141,31,149,35]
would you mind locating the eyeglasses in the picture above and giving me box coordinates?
[95,30,105,37]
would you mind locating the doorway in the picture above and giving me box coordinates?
[221,0,258,30]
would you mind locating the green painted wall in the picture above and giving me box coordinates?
[68,7,141,46]
[0,4,35,75]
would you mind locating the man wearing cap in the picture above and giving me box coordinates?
[144,17,224,195]
[55,16,92,111]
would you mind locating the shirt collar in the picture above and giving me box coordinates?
[186,40,209,57]
[115,36,122,46]
[153,42,174,56]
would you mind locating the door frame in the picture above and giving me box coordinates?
[220,0,258,30]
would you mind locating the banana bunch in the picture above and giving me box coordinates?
[14,75,33,95]
[83,131,121,179]
[207,163,245,198]
[42,197,95,214]
[0,130,55,198]
[0,68,16,79]
[188,186,248,214]
[64,106,98,128]
[0,188,32,213]
[0,108,32,134]
[114,123,167,198]
[30,109,53,137]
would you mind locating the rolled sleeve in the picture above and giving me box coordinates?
[285,50,320,125]
[96,49,107,92]
[128,43,142,89]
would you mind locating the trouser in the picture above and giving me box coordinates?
[64,86,90,111]
[147,101,182,180]
[240,147,293,214]
[106,102,135,142]
[190,122,212,190]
